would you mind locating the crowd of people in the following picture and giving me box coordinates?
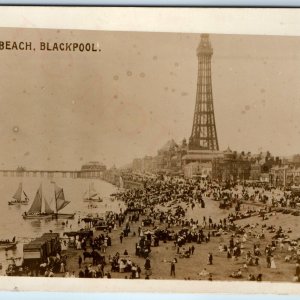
[11,174,300,282]
[111,175,300,281]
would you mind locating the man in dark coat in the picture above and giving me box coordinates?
[170,261,176,277]
[78,255,82,268]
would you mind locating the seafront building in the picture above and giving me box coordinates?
[77,161,106,179]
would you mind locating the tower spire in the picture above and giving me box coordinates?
[189,34,219,151]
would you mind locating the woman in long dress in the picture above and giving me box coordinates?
[270,257,277,269]
[76,239,82,250]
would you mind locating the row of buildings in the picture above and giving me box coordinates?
[124,139,300,187]
[131,139,187,175]
[105,35,300,188]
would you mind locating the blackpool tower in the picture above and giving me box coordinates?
[188,34,219,151]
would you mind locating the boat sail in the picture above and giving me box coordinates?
[8,183,29,205]
[22,184,53,219]
[53,184,75,219]
[83,182,103,202]
[44,197,54,214]
[23,183,75,220]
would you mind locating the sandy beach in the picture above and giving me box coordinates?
[60,193,299,282]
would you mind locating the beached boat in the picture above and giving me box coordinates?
[83,183,103,202]
[22,184,54,219]
[8,183,29,205]
[0,237,17,250]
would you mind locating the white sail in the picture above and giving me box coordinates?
[89,183,97,198]
[12,183,22,202]
[55,184,70,212]
[44,197,54,214]
[28,184,42,214]
[84,182,100,200]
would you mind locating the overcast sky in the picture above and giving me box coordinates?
[0,28,300,170]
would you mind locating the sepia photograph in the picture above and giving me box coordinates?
[0,19,300,290]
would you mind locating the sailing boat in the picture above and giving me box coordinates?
[8,183,29,205]
[0,236,17,250]
[22,184,54,219]
[52,184,75,219]
[83,182,103,202]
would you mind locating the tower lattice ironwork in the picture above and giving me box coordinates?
[189,34,219,151]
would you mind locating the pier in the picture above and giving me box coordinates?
[0,169,104,179]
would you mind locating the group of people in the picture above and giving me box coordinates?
[112,174,300,281]
[32,253,70,277]
[109,251,141,278]
[17,173,300,281]
[78,265,111,278]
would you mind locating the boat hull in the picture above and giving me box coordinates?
[52,213,75,220]
[22,213,53,220]
[0,242,17,250]
[8,201,28,206]
[83,199,103,203]
[23,212,75,220]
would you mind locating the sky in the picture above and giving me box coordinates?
[0,28,300,170]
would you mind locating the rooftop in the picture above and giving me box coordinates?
[159,139,178,152]
[81,161,106,171]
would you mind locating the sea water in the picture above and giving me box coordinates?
[0,176,124,274]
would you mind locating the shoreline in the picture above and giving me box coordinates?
[3,177,300,283]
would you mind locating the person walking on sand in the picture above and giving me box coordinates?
[60,262,65,273]
[208,253,213,265]
[170,261,176,277]
[270,257,276,269]
[296,263,300,278]
[266,255,271,268]
[78,255,82,268]
[208,216,213,229]
[191,245,195,255]
[144,257,151,270]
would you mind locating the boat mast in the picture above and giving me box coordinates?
[19,182,23,203]
[55,185,58,214]
[51,182,58,217]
